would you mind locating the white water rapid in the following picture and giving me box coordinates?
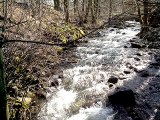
[38,21,141,120]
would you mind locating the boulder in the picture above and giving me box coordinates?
[108,76,118,84]
[108,89,136,107]
[130,42,145,48]
[149,8,160,28]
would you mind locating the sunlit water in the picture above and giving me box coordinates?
[38,21,141,120]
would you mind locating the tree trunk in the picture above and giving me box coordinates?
[54,0,61,11]
[74,0,78,15]
[135,0,143,24]
[64,0,69,23]
[0,0,9,119]
[94,0,99,20]
[142,0,149,32]
[91,0,96,24]
[108,0,112,25]
[84,0,92,23]
[0,37,9,120]
[82,0,85,12]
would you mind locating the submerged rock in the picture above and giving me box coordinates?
[108,76,118,84]
[108,89,136,107]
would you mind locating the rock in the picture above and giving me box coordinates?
[155,58,160,63]
[124,45,128,48]
[130,39,136,42]
[109,84,114,88]
[130,43,144,48]
[124,70,131,74]
[119,77,127,80]
[139,70,150,77]
[134,57,140,61]
[108,76,118,84]
[110,28,115,31]
[36,91,46,100]
[108,89,136,107]
[50,79,59,87]
[95,50,99,54]
[136,53,142,56]
[149,8,160,28]
[150,62,160,66]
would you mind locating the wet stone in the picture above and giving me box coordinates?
[124,45,128,48]
[119,77,127,80]
[124,70,131,74]
[155,74,160,77]
[149,87,153,90]
[155,58,160,62]
[109,84,114,88]
[139,70,150,77]
[134,57,141,61]
[95,50,99,54]
[136,53,142,56]
[130,42,144,48]
[108,89,136,107]
[150,62,160,66]
[108,76,118,84]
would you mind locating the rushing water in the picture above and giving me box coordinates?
[38,21,141,120]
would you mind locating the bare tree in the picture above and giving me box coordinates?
[64,0,69,23]
[54,0,61,11]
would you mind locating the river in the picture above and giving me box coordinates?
[38,21,143,120]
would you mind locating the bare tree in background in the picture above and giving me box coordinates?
[64,0,69,23]
[54,0,61,11]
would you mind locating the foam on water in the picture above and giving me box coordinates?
[38,21,141,120]
[38,89,77,120]
[67,106,114,120]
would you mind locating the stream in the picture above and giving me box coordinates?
[38,21,152,120]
